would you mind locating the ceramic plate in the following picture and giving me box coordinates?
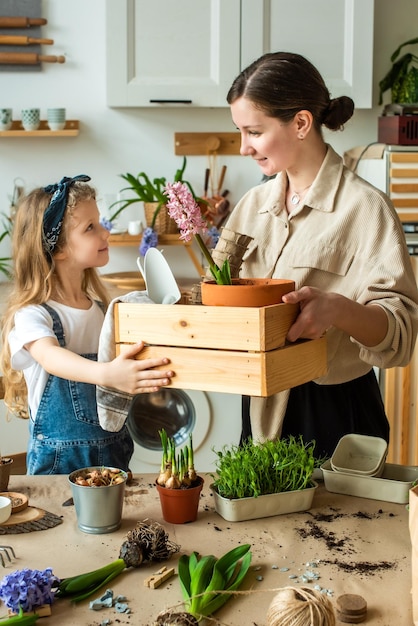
[143,248,181,304]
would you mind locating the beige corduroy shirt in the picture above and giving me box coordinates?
[222,145,418,441]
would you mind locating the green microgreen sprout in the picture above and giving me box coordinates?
[211,435,319,500]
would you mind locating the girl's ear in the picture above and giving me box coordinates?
[53,247,68,261]
[295,110,313,138]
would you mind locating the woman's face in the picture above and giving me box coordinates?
[231,96,300,177]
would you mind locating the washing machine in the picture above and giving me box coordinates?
[126,389,242,474]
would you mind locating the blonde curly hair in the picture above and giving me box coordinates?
[0,181,110,418]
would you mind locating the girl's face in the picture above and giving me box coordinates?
[57,198,109,270]
[231,96,300,177]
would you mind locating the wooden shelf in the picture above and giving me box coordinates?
[109,233,187,246]
[108,232,205,276]
[174,132,241,155]
[0,120,79,137]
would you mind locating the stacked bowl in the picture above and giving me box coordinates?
[320,434,418,504]
[330,434,388,478]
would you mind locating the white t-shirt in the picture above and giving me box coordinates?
[9,299,105,419]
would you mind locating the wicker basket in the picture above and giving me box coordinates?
[144,202,179,235]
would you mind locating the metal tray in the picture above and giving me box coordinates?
[321,459,418,504]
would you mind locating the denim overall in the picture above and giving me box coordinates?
[27,303,134,475]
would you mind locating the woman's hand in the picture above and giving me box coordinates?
[282,286,388,347]
[106,342,174,394]
[282,286,333,341]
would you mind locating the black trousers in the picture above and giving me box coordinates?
[241,370,390,459]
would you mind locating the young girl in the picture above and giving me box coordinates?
[0,175,174,474]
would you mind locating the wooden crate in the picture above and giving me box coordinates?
[115,302,328,397]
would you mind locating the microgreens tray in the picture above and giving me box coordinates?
[210,482,318,522]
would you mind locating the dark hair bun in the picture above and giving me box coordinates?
[323,96,354,130]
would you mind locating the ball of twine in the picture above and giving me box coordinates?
[266,586,336,626]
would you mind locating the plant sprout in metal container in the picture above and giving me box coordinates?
[164,181,232,285]
[211,435,319,500]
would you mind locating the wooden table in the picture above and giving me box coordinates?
[0,474,413,625]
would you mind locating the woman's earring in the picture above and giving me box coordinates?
[298,134,304,140]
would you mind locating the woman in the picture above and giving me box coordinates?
[224,52,418,459]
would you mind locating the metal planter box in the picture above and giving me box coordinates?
[210,482,318,522]
[321,459,418,504]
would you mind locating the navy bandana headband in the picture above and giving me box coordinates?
[42,174,91,254]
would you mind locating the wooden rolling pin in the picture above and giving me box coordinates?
[0,35,53,45]
[0,17,47,28]
[0,53,65,64]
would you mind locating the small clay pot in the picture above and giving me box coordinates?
[156,478,204,524]
[201,278,295,307]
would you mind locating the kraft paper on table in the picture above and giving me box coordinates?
[410,485,418,624]
[3,473,414,625]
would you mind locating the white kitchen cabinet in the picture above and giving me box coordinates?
[106,0,241,107]
[106,0,374,108]
[241,0,374,109]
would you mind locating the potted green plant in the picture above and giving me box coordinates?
[107,156,201,232]
[210,436,319,522]
[155,429,204,524]
[379,37,418,104]
[164,181,295,305]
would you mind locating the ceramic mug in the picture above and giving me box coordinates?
[0,108,12,131]
[21,108,40,131]
[47,107,66,131]
[128,220,142,235]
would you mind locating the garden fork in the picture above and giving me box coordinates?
[0,545,16,567]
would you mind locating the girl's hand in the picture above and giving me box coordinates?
[107,342,174,394]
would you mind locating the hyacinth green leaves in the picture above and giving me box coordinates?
[178,544,252,619]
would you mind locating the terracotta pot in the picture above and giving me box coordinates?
[156,477,204,524]
[0,458,13,491]
[201,278,295,307]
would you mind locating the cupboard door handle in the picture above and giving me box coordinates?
[149,99,192,104]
